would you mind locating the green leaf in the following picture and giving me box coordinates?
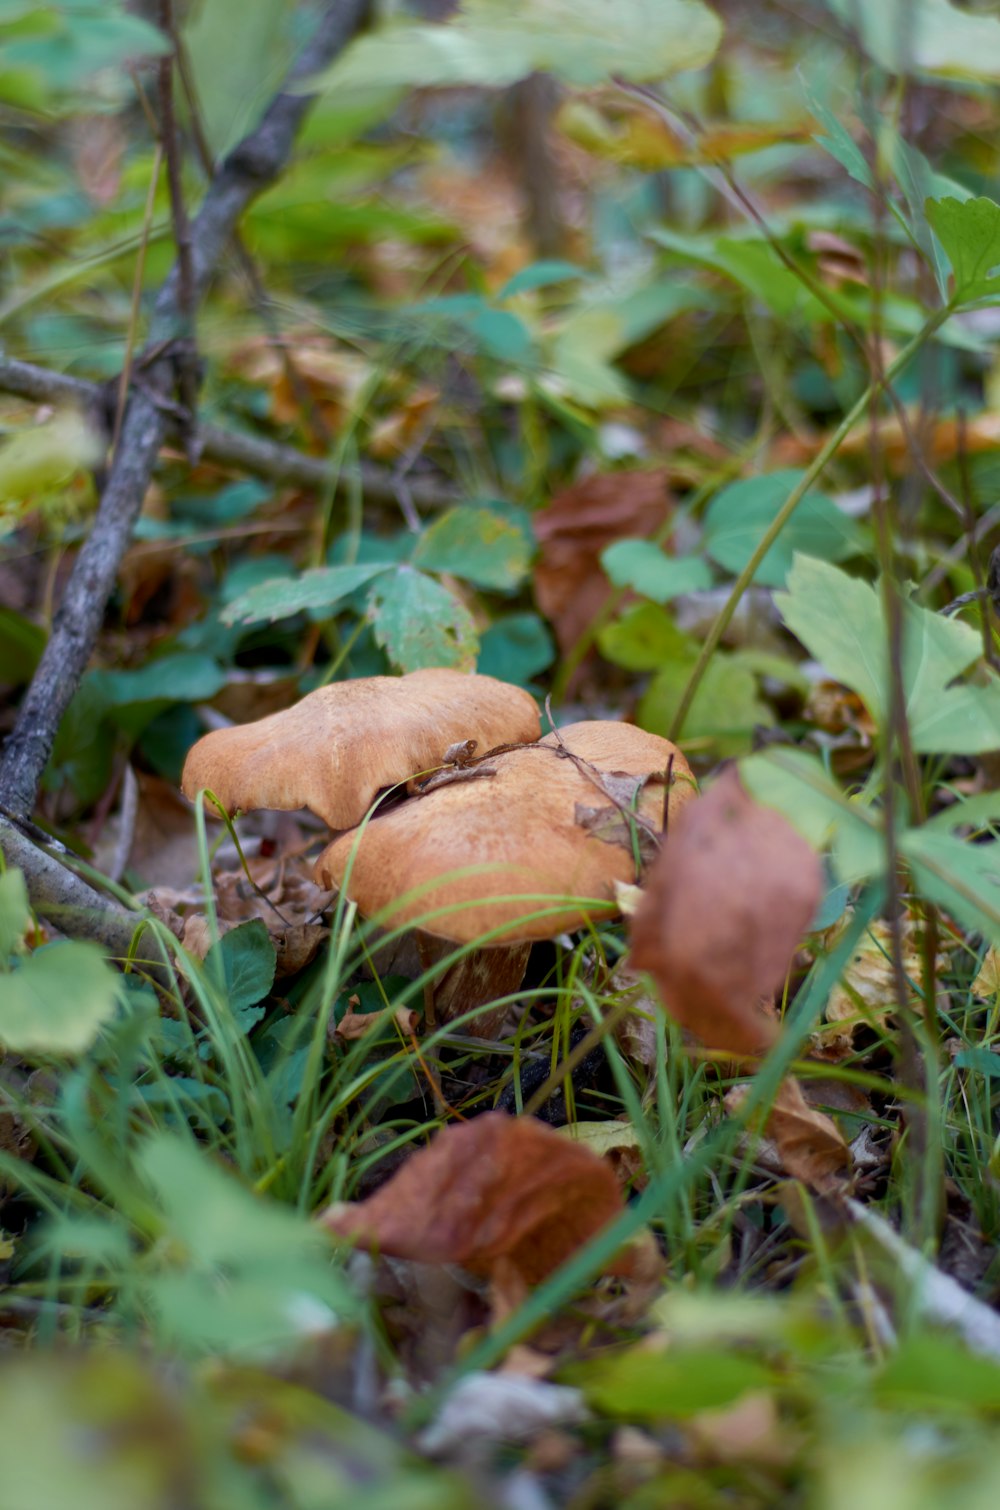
[740,748,883,883]
[498,260,587,298]
[704,471,864,586]
[0,409,101,505]
[578,1345,775,1418]
[601,540,713,601]
[825,0,1000,81]
[220,562,393,627]
[91,653,227,711]
[316,0,723,93]
[412,505,532,590]
[0,943,119,1054]
[638,654,773,758]
[184,0,293,159]
[477,613,554,687]
[875,1334,1000,1412]
[204,920,276,1031]
[372,566,478,672]
[926,195,1000,304]
[776,555,1000,755]
[0,606,45,686]
[598,602,691,672]
[900,828,1000,945]
[0,868,30,958]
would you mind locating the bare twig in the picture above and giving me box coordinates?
[0,0,372,820]
[0,354,456,509]
[157,0,200,458]
[0,812,153,964]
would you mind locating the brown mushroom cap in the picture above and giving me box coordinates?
[181,668,541,831]
[316,720,696,945]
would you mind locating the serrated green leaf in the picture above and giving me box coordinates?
[372,566,478,672]
[776,555,1000,754]
[601,540,713,601]
[704,470,864,586]
[925,196,1000,304]
[315,0,722,93]
[0,868,30,959]
[740,748,883,882]
[0,943,119,1054]
[204,919,276,1029]
[412,505,532,590]
[220,562,393,626]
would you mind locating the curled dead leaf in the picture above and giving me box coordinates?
[629,766,823,1056]
[321,1113,629,1297]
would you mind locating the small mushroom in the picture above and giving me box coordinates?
[316,721,696,947]
[181,667,541,830]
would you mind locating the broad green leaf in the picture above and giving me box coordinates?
[578,1345,775,1418]
[925,196,1000,303]
[315,0,723,93]
[901,828,1000,945]
[498,261,587,299]
[875,1334,1000,1412]
[0,943,119,1054]
[651,228,826,322]
[704,471,864,585]
[91,653,227,710]
[220,561,393,627]
[601,540,713,601]
[638,653,773,758]
[204,919,276,1032]
[0,606,45,686]
[778,556,1000,754]
[477,613,554,687]
[413,505,532,590]
[0,868,30,958]
[184,0,293,159]
[0,409,101,505]
[598,602,691,672]
[825,0,1000,81]
[372,566,478,672]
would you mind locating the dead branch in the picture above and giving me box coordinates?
[0,0,372,821]
[0,355,457,509]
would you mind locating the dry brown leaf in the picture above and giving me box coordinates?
[321,1112,627,1295]
[972,946,1000,999]
[726,1079,849,1192]
[765,1078,850,1191]
[629,767,823,1056]
[335,1004,418,1041]
[533,470,671,656]
[817,915,948,1058]
[773,408,1000,474]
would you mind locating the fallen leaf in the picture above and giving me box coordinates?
[559,1120,646,1189]
[321,1112,627,1298]
[534,469,671,657]
[818,915,948,1058]
[629,766,823,1056]
[726,1079,849,1192]
[972,946,999,998]
[416,1373,588,1460]
[764,1078,850,1191]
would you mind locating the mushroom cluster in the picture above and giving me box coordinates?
[182,667,695,1032]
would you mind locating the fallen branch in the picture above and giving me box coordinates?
[0,0,371,820]
[0,813,156,965]
[0,354,456,509]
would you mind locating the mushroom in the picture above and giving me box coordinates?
[181,667,541,830]
[316,721,695,1034]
